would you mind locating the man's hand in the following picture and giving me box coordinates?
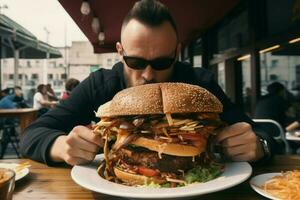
[215,122,265,162]
[50,125,103,165]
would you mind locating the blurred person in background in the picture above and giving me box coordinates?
[61,78,80,101]
[33,84,58,117]
[46,83,58,101]
[0,88,10,100]
[0,86,25,109]
[244,87,252,116]
[254,82,290,127]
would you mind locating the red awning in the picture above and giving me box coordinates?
[58,0,240,53]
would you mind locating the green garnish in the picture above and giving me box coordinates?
[185,165,223,184]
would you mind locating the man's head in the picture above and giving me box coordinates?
[14,86,22,97]
[37,84,47,95]
[116,0,181,87]
[267,82,285,96]
[65,78,80,93]
[46,83,53,90]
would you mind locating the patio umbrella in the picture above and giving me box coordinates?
[0,14,62,88]
[58,0,240,53]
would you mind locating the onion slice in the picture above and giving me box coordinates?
[113,129,137,151]
[166,113,173,126]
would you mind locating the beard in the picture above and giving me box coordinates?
[125,75,157,87]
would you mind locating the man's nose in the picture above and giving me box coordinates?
[142,65,155,82]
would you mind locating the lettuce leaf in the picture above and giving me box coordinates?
[185,165,223,184]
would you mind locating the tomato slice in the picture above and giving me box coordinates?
[138,166,159,177]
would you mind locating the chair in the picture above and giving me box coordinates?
[253,119,291,154]
[0,118,20,158]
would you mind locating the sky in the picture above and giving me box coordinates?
[1,0,88,47]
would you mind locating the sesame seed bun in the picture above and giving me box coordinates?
[96,83,222,117]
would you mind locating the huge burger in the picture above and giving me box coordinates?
[93,83,225,187]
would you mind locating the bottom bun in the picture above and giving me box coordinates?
[114,167,166,186]
[131,137,205,157]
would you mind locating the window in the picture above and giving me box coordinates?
[269,74,278,81]
[193,55,202,68]
[50,61,57,68]
[32,74,38,79]
[260,49,300,94]
[27,61,31,67]
[192,38,203,67]
[296,65,300,83]
[48,74,53,79]
[18,74,22,79]
[217,62,226,91]
[61,74,67,79]
[59,63,64,67]
[271,60,278,68]
[9,74,14,80]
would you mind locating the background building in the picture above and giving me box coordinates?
[1,41,119,104]
[68,41,119,81]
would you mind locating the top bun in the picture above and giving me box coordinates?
[96,83,222,117]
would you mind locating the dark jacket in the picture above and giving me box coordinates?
[254,94,289,127]
[20,62,276,165]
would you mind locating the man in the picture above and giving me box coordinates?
[20,0,275,166]
[61,78,80,101]
[0,86,24,109]
[254,82,289,127]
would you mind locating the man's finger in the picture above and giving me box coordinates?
[73,126,103,146]
[221,131,257,147]
[64,155,90,166]
[68,147,96,161]
[68,135,100,153]
[224,143,256,157]
[216,122,251,143]
[230,152,256,162]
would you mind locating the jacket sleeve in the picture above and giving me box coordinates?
[20,73,99,165]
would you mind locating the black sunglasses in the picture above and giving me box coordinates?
[121,47,177,71]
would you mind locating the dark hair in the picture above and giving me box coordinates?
[267,82,284,95]
[122,0,178,38]
[37,84,46,93]
[14,86,22,90]
[65,78,80,92]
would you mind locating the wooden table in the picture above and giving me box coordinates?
[0,155,299,200]
[0,108,38,135]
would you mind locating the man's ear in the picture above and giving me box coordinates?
[116,42,122,55]
[116,42,124,62]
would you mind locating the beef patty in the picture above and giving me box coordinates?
[115,148,202,172]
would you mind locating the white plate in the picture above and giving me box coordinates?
[71,154,252,200]
[0,163,30,181]
[250,173,281,200]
